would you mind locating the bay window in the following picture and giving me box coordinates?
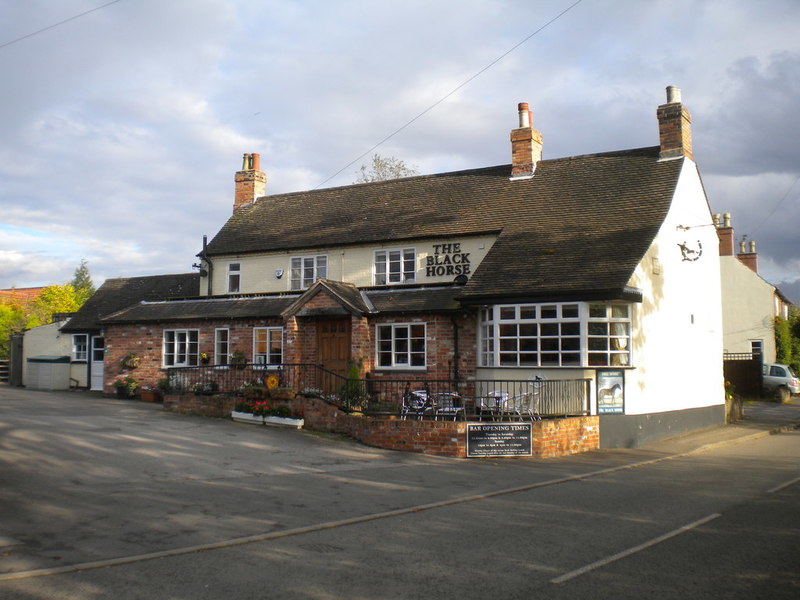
[479,302,631,367]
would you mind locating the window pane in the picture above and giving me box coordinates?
[562,304,579,318]
[611,305,629,318]
[589,304,606,318]
[520,305,536,319]
[561,322,580,336]
[500,307,515,320]
[541,306,557,319]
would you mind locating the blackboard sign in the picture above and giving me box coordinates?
[467,423,532,457]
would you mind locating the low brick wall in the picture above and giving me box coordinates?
[301,396,599,458]
[163,393,599,458]
[163,393,236,418]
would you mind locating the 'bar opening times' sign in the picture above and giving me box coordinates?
[467,423,532,457]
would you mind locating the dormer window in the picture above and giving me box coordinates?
[227,262,241,293]
[374,248,415,285]
[290,255,327,290]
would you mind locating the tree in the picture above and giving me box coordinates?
[354,154,419,183]
[0,302,25,359]
[25,284,82,329]
[71,259,95,305]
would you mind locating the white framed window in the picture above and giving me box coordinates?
[377,323,426,369]
[163,329,199,367]
[253,327,283,366]
[374,248,416,285]
[749,340,763,358]
[227,262,241,293]
[72,334,88,361]
[290,255,327,290]
[479,302,631,368]
[587,304,630,366]
[215,328,230,365]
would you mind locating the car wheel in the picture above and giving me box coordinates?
[775,386,790,403]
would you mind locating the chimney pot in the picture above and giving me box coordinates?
[749,240,756,253]
[666,85,682,103]
[518,102,531,128]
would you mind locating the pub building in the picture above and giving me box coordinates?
[88,87,724,455]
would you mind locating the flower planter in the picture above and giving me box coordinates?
[231,411,303,429]
[140,390,162,403]
[231,411,263,424]
[264,416,304,429]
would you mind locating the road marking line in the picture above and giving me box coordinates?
[0,451,723,582]
[550,513,722,584]
[767,475,800,493]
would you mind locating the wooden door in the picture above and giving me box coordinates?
[317,318,351,378]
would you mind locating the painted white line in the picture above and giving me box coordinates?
[0,451,721,583]
[767,475,800,494]
[550,513,722,584]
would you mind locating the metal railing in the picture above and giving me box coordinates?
[164,363,591,420]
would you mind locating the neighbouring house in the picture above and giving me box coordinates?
[98,85,725,449]
[715,212,793,362]
[59,274,199,390]
[0,287,46,305]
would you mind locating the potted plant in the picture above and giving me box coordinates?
[157,377,171,395]
[199,352,210,365]
[139,384,162,403]
[230,351,247,369]
[120,353,140,369]
[112,375,138,399]
[193,381,219,395]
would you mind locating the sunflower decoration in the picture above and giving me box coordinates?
[265,374,280,389]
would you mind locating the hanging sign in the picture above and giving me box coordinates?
[597,369,625,414]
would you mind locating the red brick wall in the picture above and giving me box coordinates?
[300,396,598,458]
[162,392,598,458]
[104,318,284,393]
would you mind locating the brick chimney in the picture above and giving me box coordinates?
[657,86,693,160]
[715,213,735,256]
[737,240,759,273]
[510,102,543,179]
[234,153,266,212]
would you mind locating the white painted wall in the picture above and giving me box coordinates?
[719,256,778,362]
[21,321,74,389]
[203,234,497,296]
[625,159,724,414]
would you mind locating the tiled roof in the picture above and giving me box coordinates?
[98,284,464,324]
[61,273,200,331]
[100,294,295,324]
[206,147,686,302]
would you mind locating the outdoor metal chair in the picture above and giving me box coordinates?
[400,389,433,420]
[432,392,465,421]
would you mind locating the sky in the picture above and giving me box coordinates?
[1,0,799,301]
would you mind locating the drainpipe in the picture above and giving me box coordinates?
[450,315,460,381]
[201,235,213,295]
